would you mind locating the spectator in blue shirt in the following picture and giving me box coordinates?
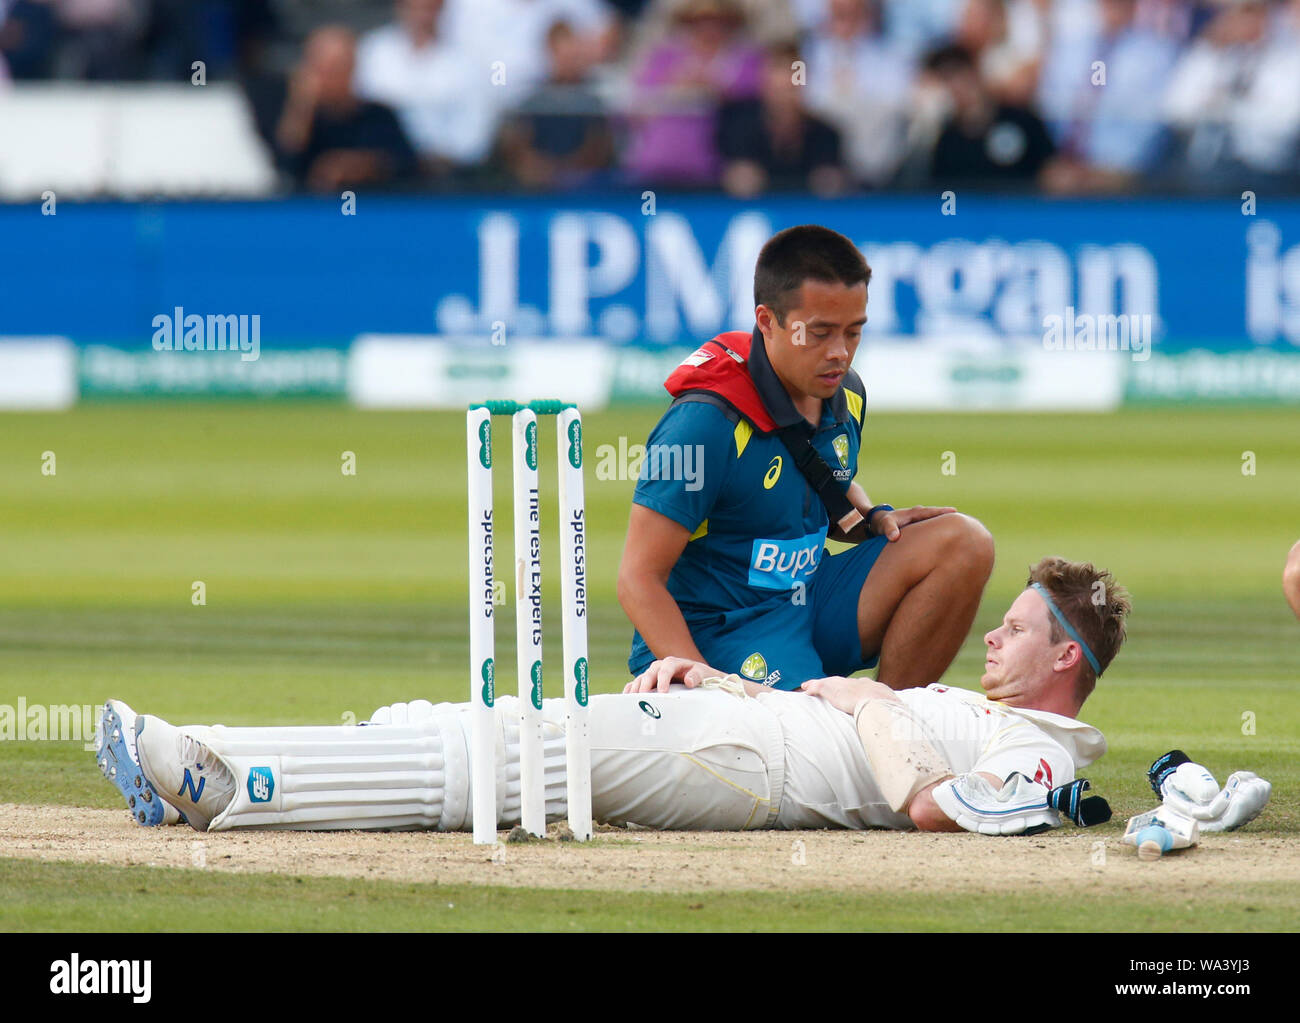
[1036,0,1178,193]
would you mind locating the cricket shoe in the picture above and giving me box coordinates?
[94,700,183,827]
[134,714,236,832]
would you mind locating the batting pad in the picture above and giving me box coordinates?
[201,696,569,833]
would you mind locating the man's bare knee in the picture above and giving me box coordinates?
[909,513,994,576]
[1284,540,1300,618]
[950,514,995,576]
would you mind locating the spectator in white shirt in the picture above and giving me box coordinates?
[801,0,915,186]
[354,0,499,173]
[876,0,963,59]
[446,0,618,104]
[1162,0,1300,185]
[954,0,1044,107]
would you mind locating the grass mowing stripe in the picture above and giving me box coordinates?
[2,858,1296,932]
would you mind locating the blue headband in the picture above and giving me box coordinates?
[1030,582,1102,676]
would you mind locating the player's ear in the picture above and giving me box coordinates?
[1057,642,1082,672]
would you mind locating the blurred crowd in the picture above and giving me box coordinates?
[3,0,1299,195]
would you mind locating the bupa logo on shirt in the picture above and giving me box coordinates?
[747,529,827,590]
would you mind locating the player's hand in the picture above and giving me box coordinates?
[800,675,899,714]
[871,505,957,542]
[624,657,726,694]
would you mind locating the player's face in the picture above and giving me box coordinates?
[980,589,1062,704]
[757,280,867,403]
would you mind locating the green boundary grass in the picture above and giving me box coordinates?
[2,858,1297,932]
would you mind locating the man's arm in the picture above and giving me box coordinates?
[907,775,1002,831]
[1285,539,1300,620]
[801,675,952,826]
[617,504,707,680]
[827,481,957,544]
[275,65,320,161]
[618,400,737,688]
[800,675,1011,832]
[825,481,877,542]
[624,656,766,696]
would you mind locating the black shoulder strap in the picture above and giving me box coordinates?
[672,392,868,542]
[774,426,868,542]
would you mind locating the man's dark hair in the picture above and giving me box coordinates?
[753,225,871,326]
[765,39,802,67]
[546,19,575,47]
[922,43,977,77]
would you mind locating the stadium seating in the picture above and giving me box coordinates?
[0,84,276,199]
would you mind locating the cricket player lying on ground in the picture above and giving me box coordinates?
[93,558,1266,837]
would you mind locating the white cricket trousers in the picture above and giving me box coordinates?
[197,689,786,832]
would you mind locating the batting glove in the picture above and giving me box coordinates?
[1147,750,1272,832]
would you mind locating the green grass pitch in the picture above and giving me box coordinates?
[0,402,1296,930]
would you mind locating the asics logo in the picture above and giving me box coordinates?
[763,456,782,489]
